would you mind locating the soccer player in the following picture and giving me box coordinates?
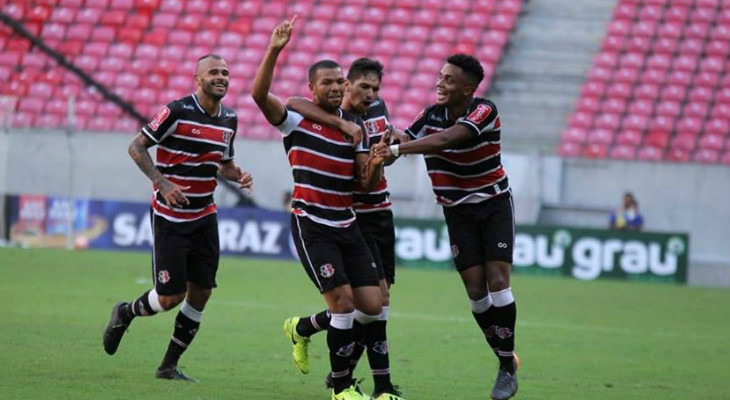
[373,54,519,400]
[250,17,382,400]
[282,58,405,400]
[102,54,252,382]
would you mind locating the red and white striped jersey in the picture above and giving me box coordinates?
[405,97,509,207]
[142,94,237,222]
[275,108,365,228]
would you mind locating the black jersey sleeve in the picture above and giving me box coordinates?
[141,101,181,144]
[456,98,499,138]
[404,106,431,140]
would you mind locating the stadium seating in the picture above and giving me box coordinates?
[1,0,523,136]
[561,0,730,165]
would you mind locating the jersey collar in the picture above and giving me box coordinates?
[192,93,222,117]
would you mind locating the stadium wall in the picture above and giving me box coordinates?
[2,130,728,286]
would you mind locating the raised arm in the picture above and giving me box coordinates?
[287,97,363,144]
[251,15,298,125]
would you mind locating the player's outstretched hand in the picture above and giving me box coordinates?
[270,15,298,50]
[369,129,390,165]
[339,120,363,146]
[157,178,190,208]
[373,142,393,159]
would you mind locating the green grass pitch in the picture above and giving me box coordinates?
[1,248,729,400]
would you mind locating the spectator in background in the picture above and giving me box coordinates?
[610,192,644,231]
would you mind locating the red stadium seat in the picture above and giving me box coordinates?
[636,146,663,162]
[693,149,719,164]
[660,85,686,102]
[657,22,683,39]
[594,51,619,68]
[613,3,637,20]
[631,21,656,38]
[576,97,600,113]
[705,119,730,136]
[622,114,649,131]
[581,81,606,97]
[648,112,676,132]
[710,103,730,120]
[606,83,633,99]
[587,67,612,82]
[627,99,654,116]
[664,6,690,23]
[671,133,697,151]
[601,98,627,114]
[561,128,587,143]
[646,55,672,72]
[667,70,693,88]
[676,117,703,136]
[568,112,594,129]
[722,151,730,165]
[665,148,690,163]
[587,129,614,144]
[715,88,730,105]
[688,87,713,103]
[582,143,608,159]
[645,131,670,148]
[710,25,730,41]
[602,35,626,52]
[613,67,639,84]
[609,145,636,160]
[616,129,642,146]
[684,102,709,119]
[698,134,725,151]
[652,37,678,55]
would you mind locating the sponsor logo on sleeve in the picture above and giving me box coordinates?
[149,106,171,131]
[466,103,492,125]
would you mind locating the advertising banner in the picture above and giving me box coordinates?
[5,196,689,283]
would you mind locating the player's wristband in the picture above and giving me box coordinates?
[389,144,400,157]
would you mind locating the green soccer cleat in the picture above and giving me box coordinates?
[332,385,372,400]
[373,386,405,400]
[283,317,311,374]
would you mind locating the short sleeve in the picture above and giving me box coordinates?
[274,108,304,136]
[222,116,237,161]
[404,107,429,139]
[141,102,180,144]
[456,100,498,137]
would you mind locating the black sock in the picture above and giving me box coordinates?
[362,320,392,394]
[472,308,500,355]
[296,310,330,337]
[492,302,517,373]
[327,324,354,393]
[124,290,157,320]
[348,320,366,375]
[160,304,201,369]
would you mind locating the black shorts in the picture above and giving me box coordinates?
[442,192,515,271]
[151,212,219,296]
[290,214,380,293]
[357,210,396,285]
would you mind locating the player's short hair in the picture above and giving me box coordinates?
[196,54,224,73]
[308,60,342,83]
[447,54,484,87]
[347,57,384,82]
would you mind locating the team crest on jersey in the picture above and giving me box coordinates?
[365,116,387,138]
[157,270,170,284]
[320,263,335,278]
[149,106,171,131]
[451,244,460,258]
[467,104,492,125]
